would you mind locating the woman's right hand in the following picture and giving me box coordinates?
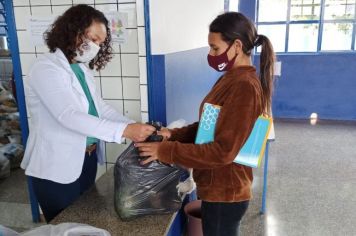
[158,127,171,140]
[123,123,156,142]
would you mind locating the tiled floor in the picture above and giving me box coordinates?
[0,169,44,233]
[240,119,356,236]
[1,119,356,235]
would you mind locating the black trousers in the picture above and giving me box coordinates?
[201,200,249,236]
[31,151,98,223]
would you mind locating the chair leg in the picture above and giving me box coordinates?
[260,142,270,214]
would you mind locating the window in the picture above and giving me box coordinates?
[257,0,356,52]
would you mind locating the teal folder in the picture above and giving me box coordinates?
[233,116,271,168]
[195,103,272,168]
[195,103,221,144]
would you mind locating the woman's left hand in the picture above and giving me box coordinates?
[135,142,160,165]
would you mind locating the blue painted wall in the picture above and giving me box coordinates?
[164,47,221,124]
[256,53,356,120]
[163,50,356,122]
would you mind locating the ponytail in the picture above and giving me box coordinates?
[254,34,275,116]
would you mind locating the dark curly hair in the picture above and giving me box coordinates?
[44,4,113,70]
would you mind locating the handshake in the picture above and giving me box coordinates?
[122,122,172,165]
[122,122,171,143]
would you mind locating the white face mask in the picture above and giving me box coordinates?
[74,40,100,63]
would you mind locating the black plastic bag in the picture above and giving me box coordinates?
[114,122,186,221]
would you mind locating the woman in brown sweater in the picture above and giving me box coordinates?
[136,12,275,236]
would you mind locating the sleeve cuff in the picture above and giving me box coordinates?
[113,122,130,143]
[157,141,175,164]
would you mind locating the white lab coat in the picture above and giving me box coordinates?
[21,49,134,184]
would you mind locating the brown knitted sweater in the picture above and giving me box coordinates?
[157,66,263,202]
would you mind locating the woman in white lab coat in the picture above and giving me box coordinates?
[20,4,155,222]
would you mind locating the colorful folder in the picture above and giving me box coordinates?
[195,103,221,144]
[195,103,272,168]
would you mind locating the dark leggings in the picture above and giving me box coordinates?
[31,151,98,223]
[201,200,249,236]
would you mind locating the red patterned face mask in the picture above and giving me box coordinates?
[207,43,238,72]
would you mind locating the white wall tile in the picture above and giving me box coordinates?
[94,69,100,77]
[17,31,35,53]
[140,85,148,112]
[35,44,49,53]
[122,77,140,99]
[25,104,31,118]
[111,42,121,54]
[73,0,94,4]
[13,0,30,6]
[95,0,117,4]
[94,76,102,97]
[14,7,31,30]
[30,0,50,5]
[105,142,129,163]
[23,76,29,97]
[100,54,121,76]
[137,27,146,56]
[120,29,138,53]
[141,112,148,123]
[124,100,141,121]
[19,54,37,75]
[96,163,106,180]
[27,117,32,129]
[51,0,72,4]
[119,0,136,3]
[104,99,124,115]
[101,77,123,99]
[24,76,31,118]
[52,5,71,16]
[138,57,147,84]
[121,54,139,76]
[31,6,52,17]
[118,3,137,28]
[136,0,145,26]
[95,3,118,12]
[26,109,31,122]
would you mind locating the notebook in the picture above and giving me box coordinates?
[195,103,272,168]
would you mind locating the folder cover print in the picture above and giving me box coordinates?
[195,103,272,168]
